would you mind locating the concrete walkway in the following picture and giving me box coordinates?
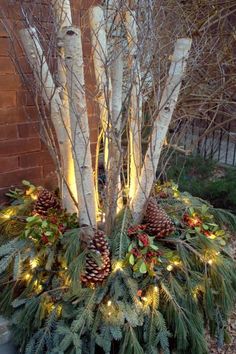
[0,317,17,354]
[0,342,17,354]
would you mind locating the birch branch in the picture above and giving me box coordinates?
[125,10,143,199]
[131,38,192,223]
[63,26,97,227]
[19,27,77,212]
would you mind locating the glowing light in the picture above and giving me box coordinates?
[173,261,181,266]
[24,273,31,281]
[31,193,38,201]
[182,197,190,204]
[30,259,38,269]
[167,265,173,272]
[215,251,220,255]
[107,300,112,307]
[188,216,201,227]
[113,261,123,272]
[208,233,216,239]
[154,286,158,292]
[208,259,213,265]
[36,285,43,293]
[142,297,148,302]
[108,312,112,316]
[1,210,13,220]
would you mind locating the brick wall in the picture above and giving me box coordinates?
[0,0,100,202]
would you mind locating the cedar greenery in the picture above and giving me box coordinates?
[0,182,236,354]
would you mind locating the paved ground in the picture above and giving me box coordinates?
[0,342,17,354]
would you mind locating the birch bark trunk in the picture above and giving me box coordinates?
[89,6,110,170]
[131,38,192,223]
[63,26,97,227]
[125,10,143,200]
[51,0,78,214]
[19,27,76,212]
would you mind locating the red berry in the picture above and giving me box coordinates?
[41,234,49,244]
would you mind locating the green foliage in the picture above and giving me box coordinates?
[0,182,236,353]
[166,153,236,214]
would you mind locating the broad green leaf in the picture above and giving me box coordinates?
[129,254,135,265]
[139,262,147,273]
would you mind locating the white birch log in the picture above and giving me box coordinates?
[90,5,124,231]
[110,44,123,213]
[19,27,77,212]
[51,0,78,213]
[125,10,143,199]
[89,6,110,170]
[63,26,97,227]
[51,0,72,29]
[131,38,192,222]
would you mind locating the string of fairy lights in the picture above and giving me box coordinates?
[0,184,223,318]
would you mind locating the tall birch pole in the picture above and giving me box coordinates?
[131,38,192,223]
[125,10,143,200]
[89,6,110,170]
[19,27,76,213]
[63,27,97,227]
[51,0,78,214]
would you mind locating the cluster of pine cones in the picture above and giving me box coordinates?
[144,198,175,238]
[32,188,173,286]
[81,230,110,286]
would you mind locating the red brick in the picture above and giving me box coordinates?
[0,166,42,188]
[89,128,98,144]
[0,22,9,38]
[0,91,16,108]
[0,187,10,203]
[0,156,18,173]
[0,37,24,57]
[19,151,53,168]
[0,138,41,156]
[0,124,18,141]
[43,164,56,178]
[90,142,97,156]
[17,122,40,138]
[0,38,9,56]
[17,57,32,74]
[0,74,21,91]
[0,58,15,74]
[17,90,36,106]
[88,112,100,129]
[0,107,38,124]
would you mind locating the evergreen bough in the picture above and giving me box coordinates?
[0,182,236,354]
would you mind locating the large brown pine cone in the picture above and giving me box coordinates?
[145,198,175,238]
[81,230,111,286]
[33,188,60,216]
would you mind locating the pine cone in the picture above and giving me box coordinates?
[33,188,60,216]
[81,230,111,286]
[145,198,175,238]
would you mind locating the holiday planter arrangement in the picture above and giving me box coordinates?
[0,181,236,354]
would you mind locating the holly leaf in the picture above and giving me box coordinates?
[128,243,134,252]
[139,262,147,274]
[202,224,209,230]
[189,207,194,215]
[138,240,144,247]
[129,254,135,265]
[150,244,159,250]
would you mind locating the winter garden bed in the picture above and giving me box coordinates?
[0,181,236,354]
